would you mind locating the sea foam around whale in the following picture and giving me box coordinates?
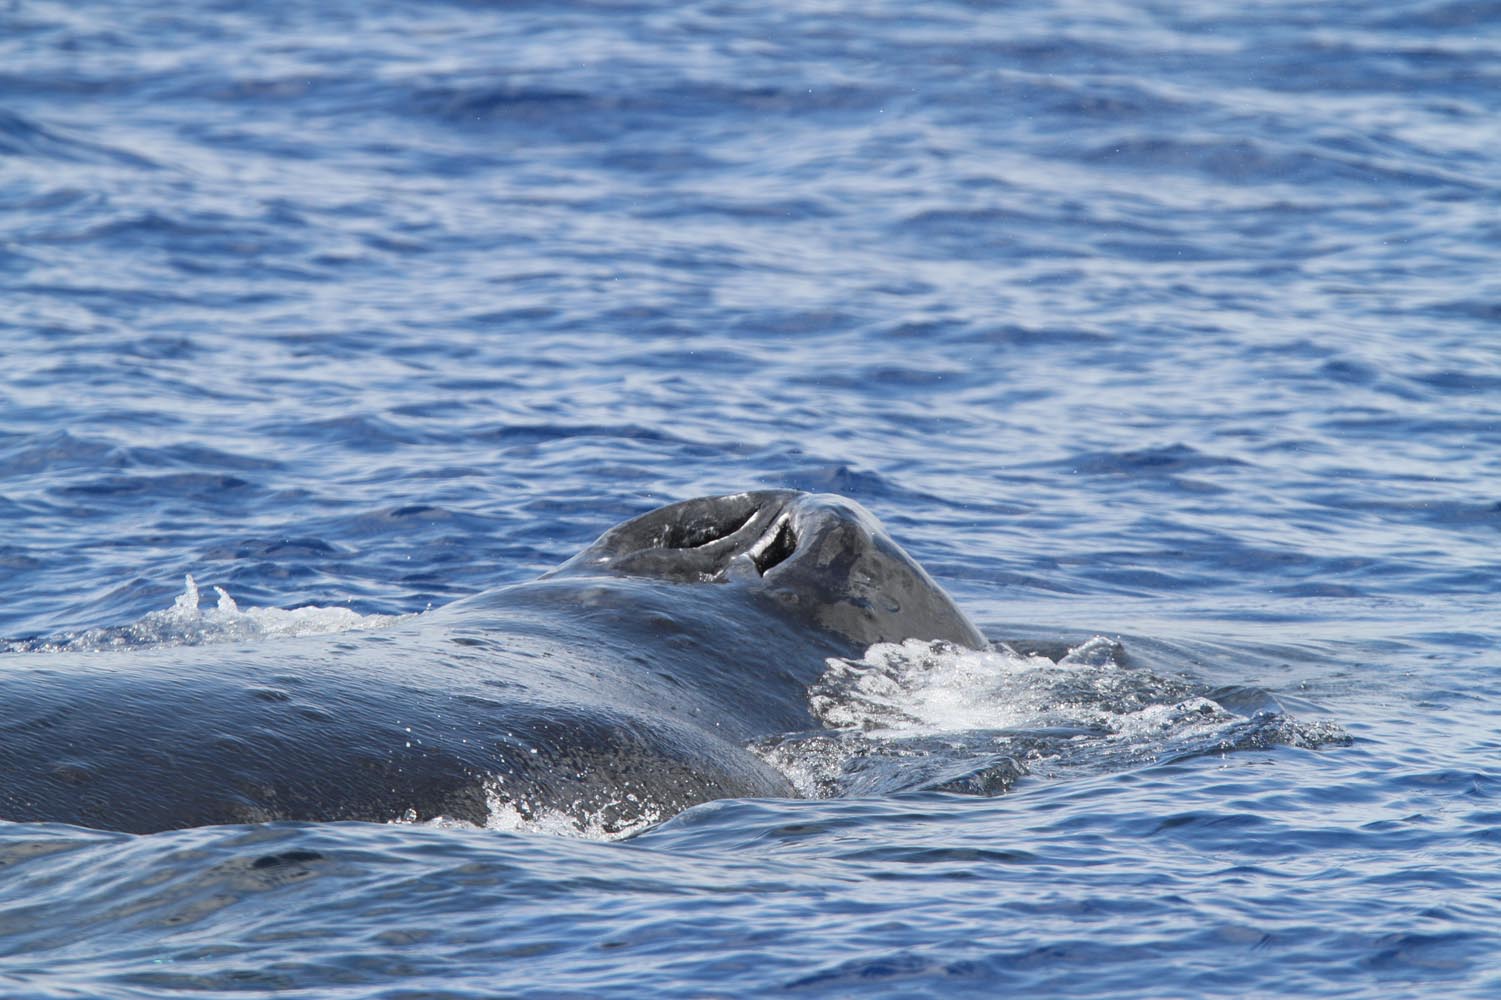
[756,638,1348,802]
[3,575,407,653]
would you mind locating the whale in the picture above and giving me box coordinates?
[0,490,986,835]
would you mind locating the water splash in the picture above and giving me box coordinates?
[5,575,409,653]
[389,778,667,842]
[808,635,1164,735]
[757,637,1348,799]
[478,784,667,842]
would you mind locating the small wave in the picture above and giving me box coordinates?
[5,575,408,653]
[757,637,1348,799]
[0,107,158,168]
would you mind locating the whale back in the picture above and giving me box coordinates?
[0,626,797,834]
[0,491,985,834]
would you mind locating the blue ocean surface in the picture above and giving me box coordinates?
[2,0,1500,996]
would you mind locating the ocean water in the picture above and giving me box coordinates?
[2,0,1499,995]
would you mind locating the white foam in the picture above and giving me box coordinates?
[757,636,1276,799]
[809,637,1142,737]
[20,575,409,652]
[479,785,665,842]
[387,779,665,842]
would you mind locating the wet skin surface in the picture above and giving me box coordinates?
[0,491,984,834]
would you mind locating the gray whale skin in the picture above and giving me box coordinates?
[0,490,985,834]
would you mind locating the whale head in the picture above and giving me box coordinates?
[557,490,987,650]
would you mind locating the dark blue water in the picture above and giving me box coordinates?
[3,0,1500,995]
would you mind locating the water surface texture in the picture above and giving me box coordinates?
[3,0,1500,996]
